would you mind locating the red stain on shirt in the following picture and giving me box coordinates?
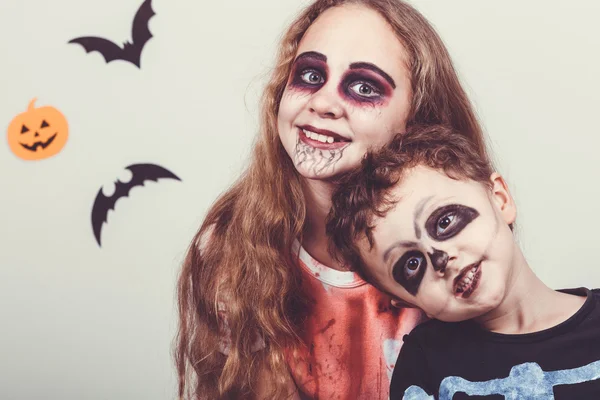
[287,240,424,399]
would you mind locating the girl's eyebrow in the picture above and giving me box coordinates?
[349,61,396,89]
[294,51,327,63]
[383,240,418,262]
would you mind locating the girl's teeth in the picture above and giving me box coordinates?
[303,129,336,144]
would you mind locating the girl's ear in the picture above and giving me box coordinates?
[489,172,517,225]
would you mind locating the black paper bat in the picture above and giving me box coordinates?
[68,0,155,68]
[91,163,181,247]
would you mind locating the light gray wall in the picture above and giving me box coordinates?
[1,0,598,398]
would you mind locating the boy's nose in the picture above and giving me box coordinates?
[428,248,448,272]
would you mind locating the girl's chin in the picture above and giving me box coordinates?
[295,167,337,180]
[288,141,359,179]
[295,162,356,181]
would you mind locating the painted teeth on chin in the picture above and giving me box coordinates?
[456,265,478,294]
[303,129,336,144]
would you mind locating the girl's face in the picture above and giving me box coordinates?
[360,166,518,323]
[277,4,412,180]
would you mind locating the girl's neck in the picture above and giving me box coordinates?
[474,250,586,335]
[300,178,348,271]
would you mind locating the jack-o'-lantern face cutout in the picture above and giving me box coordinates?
[7,98,69,161]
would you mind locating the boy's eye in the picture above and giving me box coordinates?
[437,213,456,234]
[425,204,480,241]
[393,250,427,296]
[300,70,324,85]
[404,253,425,279]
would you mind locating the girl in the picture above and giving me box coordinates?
[175,0,495,398]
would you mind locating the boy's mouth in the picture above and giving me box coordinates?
[453,261,482,299]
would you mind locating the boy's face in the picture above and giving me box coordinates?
[359,165,518,322]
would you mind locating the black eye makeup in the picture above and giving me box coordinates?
[425,204,480,241]
[392,250,427,295]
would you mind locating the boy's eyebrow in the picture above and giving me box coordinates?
[414,195,435,239]
[383,240,419,262]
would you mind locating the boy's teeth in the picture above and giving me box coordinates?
[456,265,478,293]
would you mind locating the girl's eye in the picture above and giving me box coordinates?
[300,70,324,85]
[349,82,379,97]
[404,253,425,279]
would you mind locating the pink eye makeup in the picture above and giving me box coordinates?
[338,62,395,106]
[286,52,396,107]
[339,72,392,106]
[289,51,328,92]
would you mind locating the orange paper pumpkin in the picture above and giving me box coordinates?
[7,98,69,161]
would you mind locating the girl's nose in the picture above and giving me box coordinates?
[308,87,344,119]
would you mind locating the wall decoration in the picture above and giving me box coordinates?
[91,163,181,247]
[68,0,155,68]
[6,98,69,161]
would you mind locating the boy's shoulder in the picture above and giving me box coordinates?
[577,287,600,312]
[404,317,472,349]
[406,287,600,349]
[561,287,600,308]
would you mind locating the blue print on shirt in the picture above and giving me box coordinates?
[403,360,600,399]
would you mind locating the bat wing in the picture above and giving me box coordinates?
[125,163,181,186]
[68,36,124,63]
[91,186,120,246]
[91,163,180,247]
[131,0,155,51]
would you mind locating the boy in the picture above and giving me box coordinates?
[326,124,600,399]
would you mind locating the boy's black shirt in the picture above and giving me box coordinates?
[390,288,600,399]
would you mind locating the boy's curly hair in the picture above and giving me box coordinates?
[325,124,497,279]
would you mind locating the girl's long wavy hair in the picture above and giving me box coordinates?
[175,0,494,398]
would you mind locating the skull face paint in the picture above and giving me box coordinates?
[390,205,479,295]
[361,166,518,322]
[276,5,413,180]
[428,248,449,272]
[392,250,428,295]
[425,205,480,242]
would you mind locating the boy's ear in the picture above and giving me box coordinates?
[489,172,517,225]
[391,298,418,309]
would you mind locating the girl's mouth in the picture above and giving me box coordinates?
[453,261,482,299]
[298,125,351,150]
